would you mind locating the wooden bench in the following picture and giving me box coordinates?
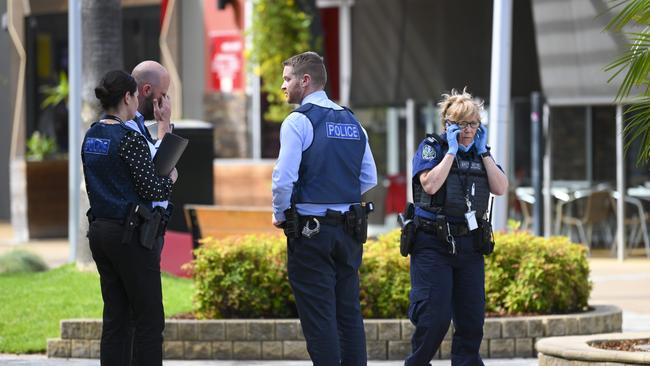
[184,204,279,249]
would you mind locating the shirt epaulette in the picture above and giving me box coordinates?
[424,133,447,147]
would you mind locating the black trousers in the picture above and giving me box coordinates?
[287,223,367,366]
[88,219,164,366]
[405,231,485,366]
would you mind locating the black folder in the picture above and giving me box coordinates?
[153,132,189,176]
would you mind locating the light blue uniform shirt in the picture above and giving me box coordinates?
[272,90,377,222]
[125,111,168,210]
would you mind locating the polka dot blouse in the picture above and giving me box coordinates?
[119,131,173,201]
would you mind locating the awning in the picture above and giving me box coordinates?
[349,0,494,107]
[531,0,628,106]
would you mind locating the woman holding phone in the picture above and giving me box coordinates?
[404,88,508,366]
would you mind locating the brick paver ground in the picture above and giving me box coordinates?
[1,222,649,365]
[0,355,539,365]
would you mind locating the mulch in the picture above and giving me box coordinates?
[589,338,650,352]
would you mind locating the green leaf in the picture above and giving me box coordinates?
[605,0,650,162]
[39,71,69,109]
[248,0,320,122]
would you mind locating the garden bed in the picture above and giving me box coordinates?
[537,332,650,365]
[48,305,622,360]
[590,338,650,352]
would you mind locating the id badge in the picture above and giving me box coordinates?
[465,210,478,231]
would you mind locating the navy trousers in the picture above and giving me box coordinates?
[405,230,485,366]
[287,222,367,366]
[88,219,165,366]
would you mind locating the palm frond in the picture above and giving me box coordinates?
[606,0,650,32]
[623,97,650,164]
[607,0,650,163]
[606,29,650,100]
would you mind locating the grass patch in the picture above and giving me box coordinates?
[0,264,193,354]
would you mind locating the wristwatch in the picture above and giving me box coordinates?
[480,146,491,159]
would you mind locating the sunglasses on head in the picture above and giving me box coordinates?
[445,120,480,129]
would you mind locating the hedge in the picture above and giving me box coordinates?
[0,250,48,275]
[485,231,591,314]
[191,230,591,319]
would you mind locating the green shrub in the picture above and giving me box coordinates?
[26,131,58,161]
[359,230,410,318]
[0,250,48,275]
[192,234,296,319]
[192,230,591,318]
[485,232,591,314]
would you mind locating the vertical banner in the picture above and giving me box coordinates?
[209,32,244,93]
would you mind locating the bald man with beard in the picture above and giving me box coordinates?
[130,60,173,144]
[122,61,176,366]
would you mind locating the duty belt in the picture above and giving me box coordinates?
[416,216,471,237]
[300,210,346,226]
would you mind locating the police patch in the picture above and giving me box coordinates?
[422,145,436,160]
[325,122,360,140]
[83,138,110,155]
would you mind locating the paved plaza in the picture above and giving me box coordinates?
[1,223,649,365]
[0,356,540,365]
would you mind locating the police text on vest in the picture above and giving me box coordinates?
[325,122,360,140]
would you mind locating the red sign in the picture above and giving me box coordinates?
[209,32,244,93]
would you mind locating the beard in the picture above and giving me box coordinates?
[140,94,155,120]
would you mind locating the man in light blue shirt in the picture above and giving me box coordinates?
[121,60,177,365]
[129,60,176,210]
[272,51,377,365]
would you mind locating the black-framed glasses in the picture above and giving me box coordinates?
[446,120,480,129]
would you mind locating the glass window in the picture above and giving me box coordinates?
[551,107,587,180]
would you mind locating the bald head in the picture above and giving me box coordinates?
[132,61,168,87]
[131,60,170,119]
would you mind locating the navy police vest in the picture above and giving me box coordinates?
[413,134,490,219]
[293,103,366,204]
[82,122,151,220]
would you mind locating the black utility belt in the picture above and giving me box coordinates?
[283,203,374,243]
[416,216,471,237]
[299,211,346,226]
[93,217,124,225]
[399,204,495,257]
[87,203,173,249]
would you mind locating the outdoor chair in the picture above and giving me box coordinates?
[557,189,615,252]
[611,192,650,258]
[513,189,534,232]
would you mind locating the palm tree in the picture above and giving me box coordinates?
[606,0,650,164]
[75,0,124,268]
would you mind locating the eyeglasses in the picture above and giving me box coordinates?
[446,120,480,129]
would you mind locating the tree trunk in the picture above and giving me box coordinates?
[76,0,124,269]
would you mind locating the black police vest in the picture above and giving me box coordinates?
[413,134,491,218]
[293,103,365,204]
[82,122,151,220]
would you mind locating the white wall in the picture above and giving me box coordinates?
[180,0,204,120]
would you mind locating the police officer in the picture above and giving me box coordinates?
[405,89,508,366]
[82,70,177,366]
[272,51,377,365]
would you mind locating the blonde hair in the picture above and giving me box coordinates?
[437,88,483,129]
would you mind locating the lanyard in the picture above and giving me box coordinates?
[454,154,475,212]
[102,114,125,125]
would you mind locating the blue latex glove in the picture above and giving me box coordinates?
[475,125,488,154]
[446,124,460,155]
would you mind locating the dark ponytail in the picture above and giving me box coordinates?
[94,70,137,110]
